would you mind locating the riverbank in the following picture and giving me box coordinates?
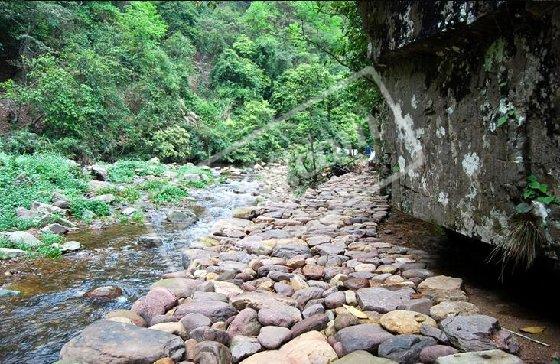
[57,166,527,364]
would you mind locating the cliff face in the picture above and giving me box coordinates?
[359,1,560,256]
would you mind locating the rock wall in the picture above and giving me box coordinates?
[358,1,560,256]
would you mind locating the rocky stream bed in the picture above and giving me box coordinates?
[1,165,557,363]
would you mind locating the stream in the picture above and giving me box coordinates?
[0,175,261,364]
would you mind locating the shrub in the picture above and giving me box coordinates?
[69,198,110,220]
[107,160,166,183]
[149,125,192,162]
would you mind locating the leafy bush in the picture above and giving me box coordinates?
[149,125,192,162]
[140,179,188,205]
[107,160,166,183]
[0,152,88,231]
[69,198,110,220]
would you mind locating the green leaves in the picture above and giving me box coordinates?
[522,175,558,206]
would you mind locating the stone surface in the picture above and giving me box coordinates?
[132,287,177,323]
[173,300,237,323]
[440,315,516,353]
[194,340,232,364]
[418,276,467,303]
[151,278,200,298]
[357,287,414,313]
[240,350,291,364]
[378,334,437,364]
[332,351,397,364]
[334,323,394,355]
[0,231,41,248]
[430,301,480,321]
[60,320,184,363]
[227,307,261,337]
[279,330,338,364]
[435,349,523,364]
[84,286,122,300]
[379,310,437,334]
[290,313,329,338]
[230,336,261,362]
[258,326,291,349]
[258,304,301,327]
[419,345,458,363]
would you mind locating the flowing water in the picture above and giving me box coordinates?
[0,175,260,364]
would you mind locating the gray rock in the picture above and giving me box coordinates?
[435,349,523,364]
[173,300,237,323]
[137,234,163,247]
[332,350,397,364]
[91,164,108,180]
[60,320,184,363]
[258,304,301,327]
[230,336,261,362]
[357,287,415,313]
[180,313,211,332]
[41,223,71,235]
[324,291,345,309]
[302,303,325,318]
[0,248,27,259]
[194,340,232,364]
[440,315,514,352]
[193,291,228,302]
[60,241,81,253]
[378,334,437,364]
[258,326,291,349]
[397,298,432,315]
[167,210,198,225]
[84,286,122,300]
[334,323,393,355]
[190,327,231,345]
[227,307,261,337]
[290,313,329,337]
[419,345,458,363]
[0,231,41,248]
[292,287,324,307]
[271,239,310,258]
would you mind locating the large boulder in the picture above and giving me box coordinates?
[59,320,184,363]
[0,231,41,248]
[440,315,517,353]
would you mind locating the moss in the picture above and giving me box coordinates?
[483,38,506,72]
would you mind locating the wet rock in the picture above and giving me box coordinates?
[280,330,337,364]
[258,304,301,327]
[227,308,261,337]
[182,248,219,268]
[419,345,458,363]
[105,310,147,327]
[356,287,414,313]
[440,315,517,353]
[132,287,177,323]
[0,231,41,248]
[380,310,437,334]
[137,234,163,247]
[334,323,393,355]
[180,313,211,332]
[418,275,467,303]
[151,278,200,298]
[430,301,479,321]
[194,340,232,364]
[230,336,261,362]
[84,286,122,300]
[173,300,237,323]
[290,313,329,337]
[0,288,20,297]
[233,207,263,220]
[60,320,184,363]
[168,210,198,225]
[377,334,436,364]
[435,349,522,364]
[332,350,397,364]
[258,326,291,349]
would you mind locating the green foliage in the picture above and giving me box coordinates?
[149,125,192,162]
[69,198,110,220]
[0,232,62,258]
[523,175,558,205]
[107,160,166,183]
[0,152,88,230]
[40,232,63,245]
[140,179,188,205]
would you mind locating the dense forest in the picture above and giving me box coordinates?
[0,1,376,166]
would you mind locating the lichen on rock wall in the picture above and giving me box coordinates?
[359,1,560,257]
